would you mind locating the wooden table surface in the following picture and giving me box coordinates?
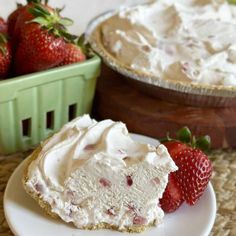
[93,66,236,149]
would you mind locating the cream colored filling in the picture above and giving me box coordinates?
[102,0,236,86]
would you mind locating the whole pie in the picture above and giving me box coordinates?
[93,0,236,86]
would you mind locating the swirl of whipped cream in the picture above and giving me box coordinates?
[102,0,236,86]
[28,115,172,191]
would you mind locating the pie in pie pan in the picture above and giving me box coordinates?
[86,1,236,107]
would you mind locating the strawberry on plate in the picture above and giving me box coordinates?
[159,174,183,213]
[160,127,212,213]
[0,33,12,79]
[14,4,73,75]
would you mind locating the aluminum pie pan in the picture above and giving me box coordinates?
[86,11,236,107]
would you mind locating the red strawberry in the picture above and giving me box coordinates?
[7,3,24,37]
[10,4,33,41]
[164,141,188,157]
[0,17,7,33]
[159,174,183,213]
[60,42,86,66]
[14,4,73,75]
[14,3,53,42]
[160,127,212,212]
[14,24,66,75]
[7,0,47,37]
[8,1,51,48]
[0,33,12,79]
[171,148,212,205]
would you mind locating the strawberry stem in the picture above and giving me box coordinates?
[191,135,197,148]
[27,4,73,41]
[159,132,174,143]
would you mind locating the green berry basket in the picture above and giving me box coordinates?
[0,55,101,154]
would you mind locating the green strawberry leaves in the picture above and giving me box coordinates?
[25,3,92,58]
[28,4,51,17]
[177,127,211,151]
[58,17,73,27]
[27,0,48,4]
[77,34,93,56]
[27,4,73,41]
[0,33,7,55]
[195,135,211,151]
[161,126,211,152]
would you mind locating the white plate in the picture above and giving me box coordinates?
[4,134,216,236]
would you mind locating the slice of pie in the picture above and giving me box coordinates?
[23,115,177,233]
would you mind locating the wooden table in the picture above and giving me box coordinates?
[93,66,236,149]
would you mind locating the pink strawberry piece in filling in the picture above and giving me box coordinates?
[152,177,160,185]
[66,190,75,198]
[99,178,111,187]
[106,207,116,216]
[126,175,133,186]
[35,183,44,193]
[182,62,189,72]
[133,216,147,225]
[84,144,96,151]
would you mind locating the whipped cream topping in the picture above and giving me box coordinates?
[102,0,236,86]
[25,115,177,230]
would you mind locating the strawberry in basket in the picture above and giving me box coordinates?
[0,17,7,33]
[60,34,88,66]
[160,127,212,213]
[13,3,74,75]
[8,1,50,41]
[0,33,12,79]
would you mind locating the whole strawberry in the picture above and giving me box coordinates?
[8,0,50,48]
[60,35,87,66]
[0,17,7,33]
[159,174,183,213]
[7,3,24,37]
[7,0,47,37]
[160,127,212,213]
[14,4,73,75]
[0,33,12,79]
